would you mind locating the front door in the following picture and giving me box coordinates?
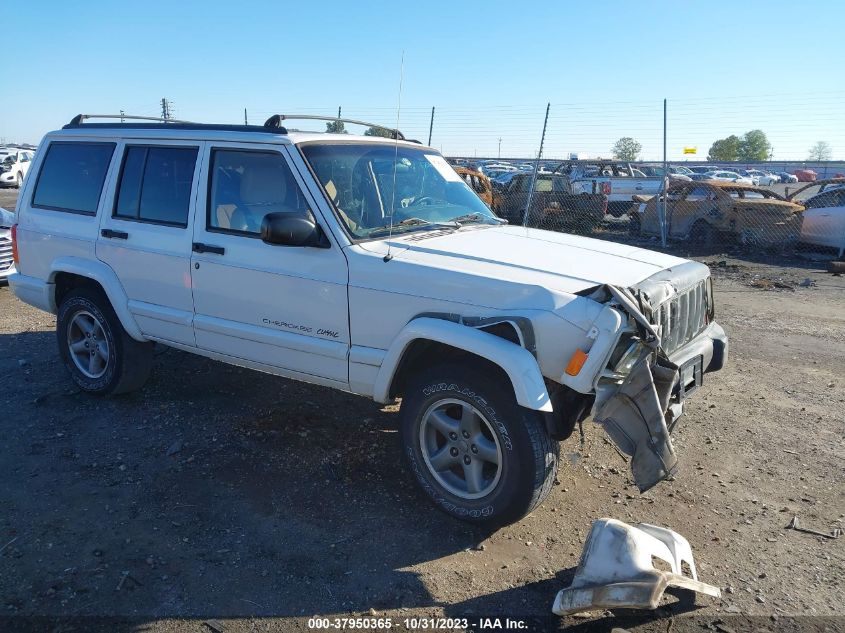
[96,140,204,346]
[190,142,350,387]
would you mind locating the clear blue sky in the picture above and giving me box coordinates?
[4,0,844,160]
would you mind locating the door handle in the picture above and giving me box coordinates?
[192,242,225,255]
[101,228,128,239]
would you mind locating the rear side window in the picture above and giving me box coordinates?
[114,146,198,226]
[32,142,115,214]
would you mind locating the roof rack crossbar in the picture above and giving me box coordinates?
[263,114,405,140]
[68,114,196,126]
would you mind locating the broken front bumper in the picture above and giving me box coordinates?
[552,518,721,616]
[593,300,728,492]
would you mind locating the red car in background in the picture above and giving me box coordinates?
[794,169,817,182]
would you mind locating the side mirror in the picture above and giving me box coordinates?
[260,211,330,248]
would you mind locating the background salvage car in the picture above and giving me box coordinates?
[630,181,805,247]
[555,160,663,218]
[789,178,845,257]
[455,166,494,208]
[491,171,607,232]
[0,147,35,188]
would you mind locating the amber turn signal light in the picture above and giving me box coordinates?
[565,349,588,376]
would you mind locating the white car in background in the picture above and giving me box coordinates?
[0,207,16,283]
[0,148,35,188]
[704,170,755,185]
[796,184,845,257]
[745,170,779,186]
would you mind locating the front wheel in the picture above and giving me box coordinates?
[16,172,22,188]
[400,362,559,526]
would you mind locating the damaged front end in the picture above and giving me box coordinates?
[576,263,723,492]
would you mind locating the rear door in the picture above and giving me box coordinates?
[96,140,204,346]
[189,142,350,387]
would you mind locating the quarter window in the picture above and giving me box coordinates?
[32,142,116,214]
[114,146,198,226]
[208,149,312,235]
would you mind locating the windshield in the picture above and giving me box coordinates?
[300,143,497,238]
[0,154,13,164]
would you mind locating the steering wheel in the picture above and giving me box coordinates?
[409,196,436,207]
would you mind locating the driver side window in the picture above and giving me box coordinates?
[208,149,312,235]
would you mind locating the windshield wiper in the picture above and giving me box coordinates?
[448,212,507,225]
[367,217,458,238]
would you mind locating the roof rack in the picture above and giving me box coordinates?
[63,113,288,134]
[68,114,197,125]
[263,114,405,140]
[62,113,412,140]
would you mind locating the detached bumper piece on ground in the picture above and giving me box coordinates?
[552,518,721,616]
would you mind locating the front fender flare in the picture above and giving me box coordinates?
[373,317,552,412]
[49,256,145,341]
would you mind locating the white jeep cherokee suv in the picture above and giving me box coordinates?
[9,114,727,525]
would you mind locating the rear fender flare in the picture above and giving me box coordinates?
[49,256,145,341]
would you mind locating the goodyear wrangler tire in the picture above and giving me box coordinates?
[57,287,154,395]
[400,362,558,526]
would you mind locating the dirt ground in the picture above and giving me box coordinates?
[1,186,844,632]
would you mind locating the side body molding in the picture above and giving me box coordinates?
[373,317,553,412]
[49,256,145,341]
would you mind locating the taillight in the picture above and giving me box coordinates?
[11,224,19,264]
[601,182,612,195]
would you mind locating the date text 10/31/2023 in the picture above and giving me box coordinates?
[306,617,529,630]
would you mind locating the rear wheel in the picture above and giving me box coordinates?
[57,287,154,395]
[400,361,558,526]
[16,172,22,188]
[689,220,715,245]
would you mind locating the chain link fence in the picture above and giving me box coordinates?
[380,93,843,263]
[481,165,845,261]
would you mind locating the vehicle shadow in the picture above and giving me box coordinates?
[0,329,498,628]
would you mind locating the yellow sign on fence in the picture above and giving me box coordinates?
[683,147,697,155]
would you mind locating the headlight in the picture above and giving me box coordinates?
[613,339,645,375]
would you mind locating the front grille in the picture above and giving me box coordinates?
[0,234,12,272]
[651,279,708,355]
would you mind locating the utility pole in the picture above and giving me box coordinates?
[660,98,667,248]
[427,106,435,146]
[120,110,125,123]
[338,106,342,119]
[523,103,551,227]
[498,137,502,159]
[160,98,171,121]
[244,108,248,125]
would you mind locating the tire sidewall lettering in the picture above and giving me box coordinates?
[422,381,513,451]
[59,296,118,391]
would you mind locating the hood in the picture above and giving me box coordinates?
[358,225,688,295]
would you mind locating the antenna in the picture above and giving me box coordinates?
[383,51,405,263]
